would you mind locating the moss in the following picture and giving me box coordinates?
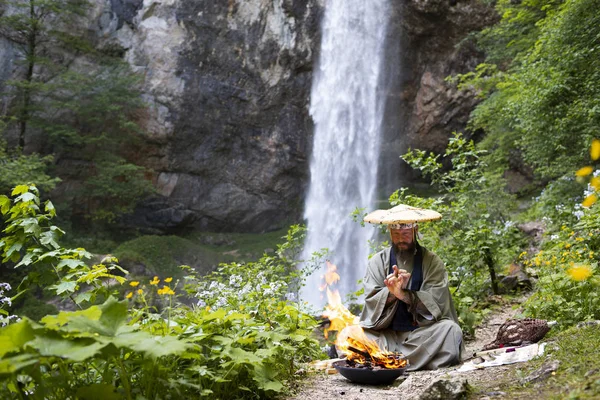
[114,235,223,278]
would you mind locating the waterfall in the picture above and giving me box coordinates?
[301,0,390,307]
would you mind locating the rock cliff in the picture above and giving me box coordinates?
[1,0,497,233]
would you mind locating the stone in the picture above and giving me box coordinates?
[417,378,470,400]
[522,360,560,384]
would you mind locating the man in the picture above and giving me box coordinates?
[356,221,463,371]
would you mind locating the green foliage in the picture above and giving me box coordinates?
[0,0,153,222]
[393,133,524,334]
[522,211,600,326]
[0,206,322,399]
[524,175,583,230]
[0,139,59,194]
[455,0,600,180]
[0,184,128,306]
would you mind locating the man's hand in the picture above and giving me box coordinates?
[384,265,412,304]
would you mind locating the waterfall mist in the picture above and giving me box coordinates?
[301,0,390,307]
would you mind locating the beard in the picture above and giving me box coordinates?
[393,241,415,253]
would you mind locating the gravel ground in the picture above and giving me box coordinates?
[289,294,530,400]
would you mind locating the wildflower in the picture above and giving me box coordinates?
[582,194,597,208]
[566,264,593,281]
[164,277,173,283]
[591,139,600,161]
[137,289,143,295]
[576,166,594,177]
[576,237,584,242]
[150,276,160,285]
[126,292,133,299]
[158,285,175,296]
[565,243,571,249]
[129,281,140,287]
[591,177,600,190]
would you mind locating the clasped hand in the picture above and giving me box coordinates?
[384,265,411,303]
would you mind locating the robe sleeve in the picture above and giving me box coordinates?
[412,250,459,325]
[359,250,398,330]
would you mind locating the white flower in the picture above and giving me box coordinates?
[285,292,296,302]
[229,275,242,288]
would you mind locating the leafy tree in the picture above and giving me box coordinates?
[0,0,153,221]
[0,137,59,194]
[0,0,90,148]
[455,0,600,181]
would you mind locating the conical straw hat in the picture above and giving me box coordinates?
[364,204,442,225]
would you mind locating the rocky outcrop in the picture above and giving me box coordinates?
[93,0,323,233]
[1,0,497,233]
[379,0,498,191]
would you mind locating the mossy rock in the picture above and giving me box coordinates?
[114,235,222,278]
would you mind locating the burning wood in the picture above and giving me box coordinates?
[320,262,408,370]
[338,325,408,369]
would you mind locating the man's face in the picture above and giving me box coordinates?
[390,226,416,252]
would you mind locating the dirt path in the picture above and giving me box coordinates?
[289,294,530,400]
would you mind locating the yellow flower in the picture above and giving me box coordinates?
[129,281,140,287]
[137,289,143,295]
[565,243,571,249]
[158,285,175,296]
[576,237,584,241]
[591,177,600,190]
[591,139,600,161]
[566,264,593,281]
[576,166,594,177]
[125,292,133,299]
[150,276,160,286]
[164,277,173,283]
[582,194,598,208]
[205,306,211,312]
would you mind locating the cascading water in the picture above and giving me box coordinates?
[301,0,390,307]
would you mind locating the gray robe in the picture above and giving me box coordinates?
[357,246,463,371]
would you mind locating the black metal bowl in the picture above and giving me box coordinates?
[332,360,407,385]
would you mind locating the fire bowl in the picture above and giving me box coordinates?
[332,360,407,385]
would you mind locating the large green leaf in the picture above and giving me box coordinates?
[28,336,105,362]
[52,280,78,295]
[41,306,102,331]
[66,297,130,337]
[57,258,86,270]
[226,346,262,364]
[0,319,35,357]
[253,364,283,393]
[109,331,189,358]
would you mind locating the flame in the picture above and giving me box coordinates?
[336,326,408,369]
[321,261,408,369]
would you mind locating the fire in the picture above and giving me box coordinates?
[337,326,408,369]
[321,262,408,369]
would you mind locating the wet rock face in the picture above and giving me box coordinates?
[379,0,498,191]
[140,0,323,233]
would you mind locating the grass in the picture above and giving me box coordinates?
[112,228,291,279]
[469,324,600,399]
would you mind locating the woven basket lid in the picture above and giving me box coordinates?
[364,204,442,225]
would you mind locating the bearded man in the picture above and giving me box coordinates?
[353,207,463,371]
